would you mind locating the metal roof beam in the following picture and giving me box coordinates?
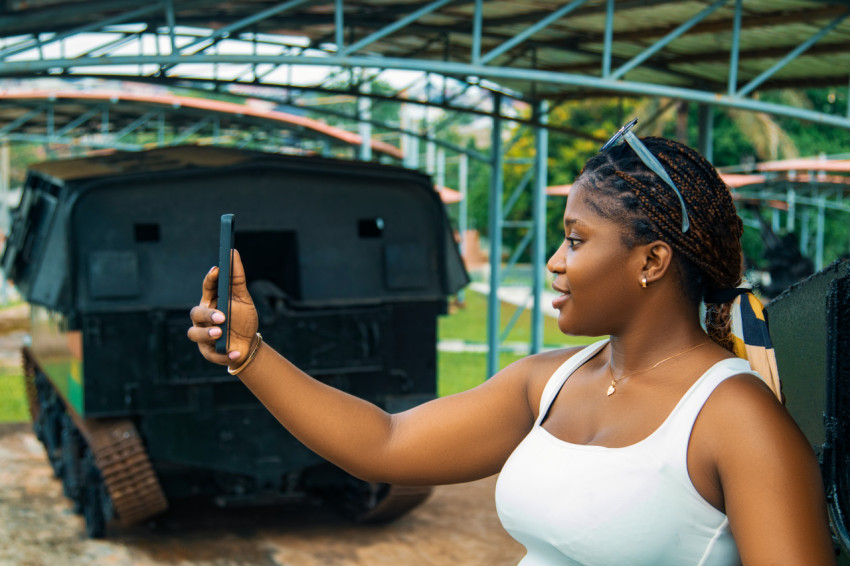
[76,30,144,58]
[479,0,590,65]
[177,0,312,56]
[0,3,160,59]
[6,51,850,129]
[112,108,159,141]
[279,99,490,162]
[610,0,730,81]
[3,132,141,151]
[54,106,105,137]
[598,4,849,45]
[172,115,213,144]
[0,105,46,137]
[737,9,850,97]
[735,191,850,213]
[340,0,454,56]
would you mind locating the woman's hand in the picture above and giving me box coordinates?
[188,249,259,367]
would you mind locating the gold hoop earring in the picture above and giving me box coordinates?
[640,275,648,288]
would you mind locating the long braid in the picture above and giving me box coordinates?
[579,136,744,352]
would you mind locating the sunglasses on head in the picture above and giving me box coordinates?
[600,118,689,232]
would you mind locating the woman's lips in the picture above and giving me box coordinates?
[552,288,570,309]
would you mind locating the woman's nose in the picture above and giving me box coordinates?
[547,241,566,273]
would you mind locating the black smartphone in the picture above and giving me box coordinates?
[215,213,235,355]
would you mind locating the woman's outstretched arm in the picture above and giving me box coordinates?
[188,250,569,486]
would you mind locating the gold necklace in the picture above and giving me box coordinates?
[606,342,709,397]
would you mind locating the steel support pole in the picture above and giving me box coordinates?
[602,0,614,78]
[0,141,8,234]
[728,0,742,96]
[158,111,165,146]
[359,79,372,161]
[472,0,482,65]
[426,131,436,175]
[698,104,714,163]
[816,196,826,270]
[487,94,504,378]
[531,99,548,354]
[787,187,796,232]
[335,0,344,52]
[801,208,810,255]
[458,153,468,304]
[165,0,177,55]
[0,141,8,303]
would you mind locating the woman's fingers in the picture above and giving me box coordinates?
[186,324,220,343]
[188,304,225,326]
[201,265,219,309]
[190,250,259,367]
[186,324,231,365]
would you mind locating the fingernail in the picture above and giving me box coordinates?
[212,312,225,323]
[208,266,216,274]
[229,351,241,360]
[208,327,221,338]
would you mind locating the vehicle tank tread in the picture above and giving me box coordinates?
[72,416,169,526]
[22,348,39,422]
[22,347,169,527]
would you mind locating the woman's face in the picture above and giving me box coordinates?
[547,182,644,337]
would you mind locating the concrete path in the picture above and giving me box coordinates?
[466,283,560,319]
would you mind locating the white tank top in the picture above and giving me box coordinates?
[496,339,755,566]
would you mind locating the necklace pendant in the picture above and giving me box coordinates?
[606,384,616,396]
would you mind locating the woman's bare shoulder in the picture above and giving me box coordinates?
[697,373,834,564]
[697,371,819,490]
[497,342,599,418]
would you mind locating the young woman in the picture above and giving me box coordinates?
[188,123,835,565]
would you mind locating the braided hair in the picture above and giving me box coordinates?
[578,136,744,352]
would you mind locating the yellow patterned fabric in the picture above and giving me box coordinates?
[729,291,782,401]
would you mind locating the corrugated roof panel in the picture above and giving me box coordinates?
[1,0,850,99]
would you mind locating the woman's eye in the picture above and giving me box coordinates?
[566,237,581,250]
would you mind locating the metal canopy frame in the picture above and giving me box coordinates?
[2,0,850,376]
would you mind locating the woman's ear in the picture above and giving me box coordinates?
[637,240,673,285]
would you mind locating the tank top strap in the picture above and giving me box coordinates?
[653,357,759,465]
[535,339,609,426]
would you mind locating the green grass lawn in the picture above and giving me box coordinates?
[440,290,599,347]
[0,369,28,423]
[436,290,603,397]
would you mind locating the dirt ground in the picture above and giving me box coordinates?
[0,305,526,566]
[0,424,524,566]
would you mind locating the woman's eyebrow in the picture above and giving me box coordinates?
[564,218,584,229]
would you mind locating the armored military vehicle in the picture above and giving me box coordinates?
[2,145,468,537]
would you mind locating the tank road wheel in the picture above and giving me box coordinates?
[60,414,84,513]
[81,448,112,539]
[336,480,433,524]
